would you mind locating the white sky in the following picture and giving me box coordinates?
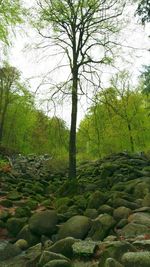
[7,1,150,127]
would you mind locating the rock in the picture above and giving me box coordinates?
[128,212,150,226]
[7,191,22,200]
[0,241,21,261]
[104,258,124,267]
[133,240,150,250]
[29,210,58,236]
[57,215,91,240]
[17,224,40,246]
[15,239,28,250]
[15,207,31,218]
[0,199,13,208]
[6,217,27,236]
[122,251,150,267]
[0,210,11,221]
[38,251,69,267]
[142,193,150,206]
[99,241,136,266]
[113,207,131,221]
[72,240,99,257]
[43,259,71,267]
[88,191,107,209]
[48,237,77,258]
[98,205,114,215]
[84,209,98,219]
[88,214,116,241]
[120,222,150,238]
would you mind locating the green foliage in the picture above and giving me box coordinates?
[0,0,24,44]
[136,0,150,24]
[78,71,150,158]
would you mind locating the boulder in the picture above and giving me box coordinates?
[120,222,150,238]
[57,215,91,240]
[113,207,131,221]
[122,251,150,267]
[38,251,69,267]
[99,241,136,266]
[0,241,21,261]
[15,239,28,250]
[48,237,77,258]
[88,214,116,241]
[104,258,124,267]
[6,217,27,236]
[88,191,107,209]
[29,210,58,236]
[128,212,150,226]
[43,259,71,267]
[17,224,40,246]
[72,240,99,257]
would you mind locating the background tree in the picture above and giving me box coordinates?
[33,0,126,179]
[0,0,23,44]
[136,0,150,24]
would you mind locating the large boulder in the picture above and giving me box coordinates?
[48,237,77,258]
[29,210,58,236]
[128,212,150,226]
[98,241,136,266]
[120,222,150,238]
[17,225,40,246]
[6,217,27,236]
[88,214,116,241]
[88,191,107,209]
[38,251,69,267]
[57,215,91,240]
[113,207,131,221]
[122,251,150,267]
[0,241,21,261]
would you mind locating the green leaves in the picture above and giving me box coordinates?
[0,0,24,44]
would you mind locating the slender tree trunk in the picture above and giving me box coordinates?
[69,70,78,179]
[127,122,134,152]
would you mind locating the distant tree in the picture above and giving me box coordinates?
[0,0,23,44]
[140,65,150,95]
[33,0,126,179]
[0,62,24,143]
[136,0,150,24]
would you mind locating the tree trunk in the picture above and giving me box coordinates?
[127,122,134,152]
[69,71,78,179]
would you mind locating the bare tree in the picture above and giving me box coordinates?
[34,0,126,179]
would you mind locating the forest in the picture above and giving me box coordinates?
[0,1,150,267]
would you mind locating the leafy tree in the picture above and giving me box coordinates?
[0,0,23,44]
[0,62,23,143]
[140,65,150,95]
[33,0,126,179]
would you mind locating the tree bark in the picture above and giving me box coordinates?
[127,122,134,152]
[69,69,78,179]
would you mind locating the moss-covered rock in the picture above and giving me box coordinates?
[99,241,136,266]
[38,251,69,267]
[84,209,98,219]
[57,215,91,240]
[29,210,58,236]
[120,222,150,238]
[15,239,28,250]
[15,207,31,218]
[6,217,27,236]
[113,207,131,221]
[43,259,71,267]
[88,191,107,209]
[17,225,40,246]
[0,210,11,221]
[0,241,21,261]
[122,251,150,267]
[88,214,116,241]
[7,191,22,200]
[48,237,77,258]
[0,199,13,208]
[104,258,124,267]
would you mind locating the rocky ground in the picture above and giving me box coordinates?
[1,152,150,266]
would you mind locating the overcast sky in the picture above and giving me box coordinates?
[7,1,150,127]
